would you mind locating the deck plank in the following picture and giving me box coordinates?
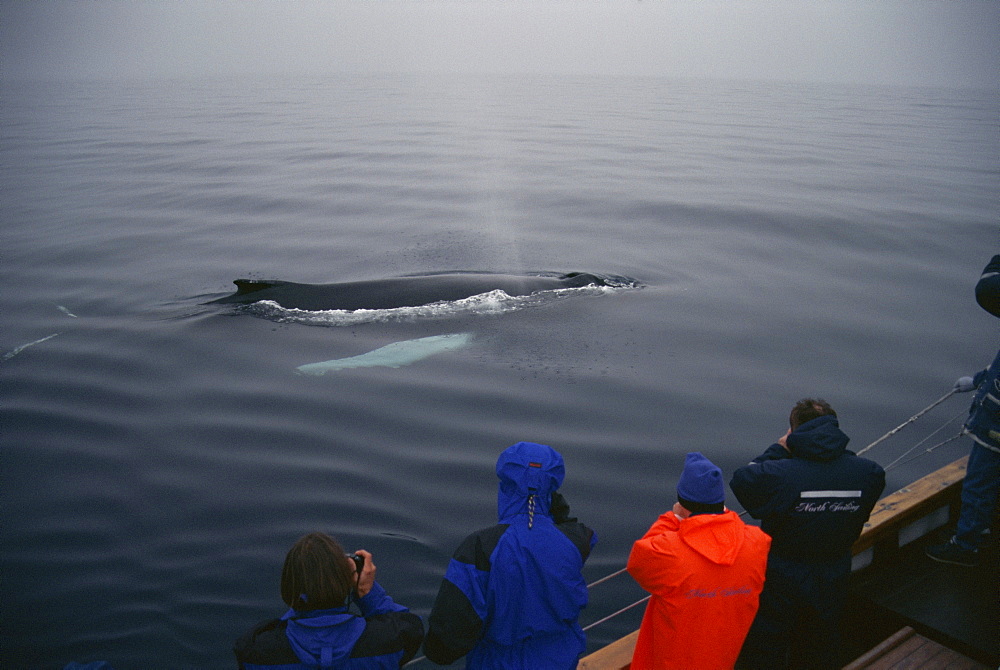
[843,626,916,670]
[842,626,992,670]
[576,630,637,670]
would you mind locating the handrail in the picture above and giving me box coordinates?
[851,454,967,556]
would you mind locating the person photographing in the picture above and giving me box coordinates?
[234,532,423,669]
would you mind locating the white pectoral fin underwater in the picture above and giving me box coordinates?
[295,332,474,375]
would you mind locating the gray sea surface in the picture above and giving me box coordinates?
[1,73,998,668]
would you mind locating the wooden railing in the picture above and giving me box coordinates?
[577,456,969,670]
[850,456,966,565]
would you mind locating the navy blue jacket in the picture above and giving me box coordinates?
[730,416,885,561]
[423,442,597,669]
[964,348,1000,453]
[964,254,1000,453]
[234,582,423,669]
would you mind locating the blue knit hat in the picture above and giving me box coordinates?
[676,452,725,505]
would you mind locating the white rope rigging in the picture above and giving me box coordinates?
[582,595,651,632]
[881,409,966,472]
[856,389,957,456]
[587,566,628,589]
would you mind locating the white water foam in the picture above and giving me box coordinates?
[244,283,630,326]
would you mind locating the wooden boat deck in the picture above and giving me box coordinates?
[580,455,1000,669]
[844,516,999,667]
[842,626,990,670]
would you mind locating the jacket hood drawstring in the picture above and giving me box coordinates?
[496,441,565,525]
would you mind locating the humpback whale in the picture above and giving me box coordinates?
[295,333,473,375]
[208,272,629,312]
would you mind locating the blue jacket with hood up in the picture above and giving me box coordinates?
[234,581,423,669]
[730,416,886,561]
[423,442,597,669]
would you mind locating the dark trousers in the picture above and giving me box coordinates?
[737,553,850,670]
[955,440,1000,551]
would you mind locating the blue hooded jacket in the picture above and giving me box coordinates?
[424,442,597,669]
[234,582,423,669]
[730,416,885,560]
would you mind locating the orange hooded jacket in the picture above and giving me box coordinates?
[626,509,770,670]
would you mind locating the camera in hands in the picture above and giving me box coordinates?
[346,553,364,574]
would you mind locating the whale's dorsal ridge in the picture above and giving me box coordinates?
[559,271,607,287]
[232,279,284,296]
[209,272,639,311]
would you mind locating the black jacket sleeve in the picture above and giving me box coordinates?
[423,525,507,665]
[423,577,483,665]
[351,611,425,665]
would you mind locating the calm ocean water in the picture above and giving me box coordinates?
[1,73,998,668]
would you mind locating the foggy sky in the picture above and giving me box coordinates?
[2,0,999,89]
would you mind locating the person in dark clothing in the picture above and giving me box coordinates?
[731,399,886,670]
[234,532,423,669]
[423,441,597,669]
[926,254,1000,567]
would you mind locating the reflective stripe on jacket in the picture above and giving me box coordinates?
[730,416,886,561]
